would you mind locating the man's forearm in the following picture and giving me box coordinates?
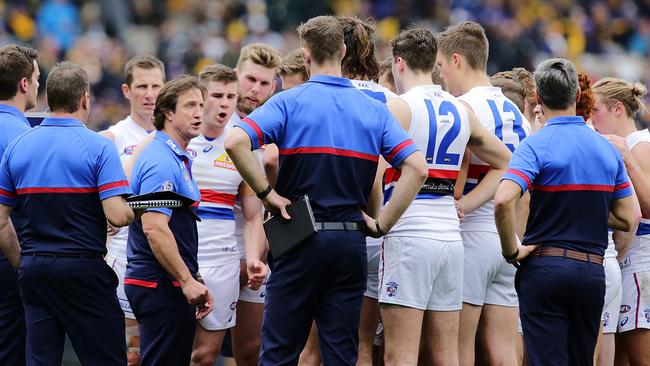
[243,217,267,262]
[626,161,650,218]
[495,199,518,255]
[380,159,426,231]
[146,226,193,283]
[459,168,505,214]
[0,217,19,269]
[226,131,268,194]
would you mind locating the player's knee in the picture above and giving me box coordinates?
[190,347,218,366]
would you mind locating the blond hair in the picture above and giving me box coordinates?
[199,64,238,85]
[277,49,308,80]
[236,43,281,71]
[438,21,489,72]
[592,77,648,118]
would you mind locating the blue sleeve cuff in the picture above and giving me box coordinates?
[386,141,418,167]
[501,174,529,195]
[612,186,632,200]
[0,196,15,207]
[99,186,133,200]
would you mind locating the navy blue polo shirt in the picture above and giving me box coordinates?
[502,116,632,256]
[237,75,418,222]
[125,131,200,288]
[0,117,131,254]
[0,105,30,276]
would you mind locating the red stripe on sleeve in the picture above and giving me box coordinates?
[615,181,631,191]
[506,169,532,189]
[242,118,264,147]
[386,140,414,162]
[0,188,16,198]
[99,180,129,192]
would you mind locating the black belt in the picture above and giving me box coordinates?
[316,222,364,232]
[22,252,104,259]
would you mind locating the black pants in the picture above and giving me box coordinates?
[18,255,126,366]
[0,259,25,366]
[125,277,196,366]
[260,230,367,366]
[517,255,605,366]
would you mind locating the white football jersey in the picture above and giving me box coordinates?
[106,116,153,261]
[188,128,244,267]
[620,129,650,272]
[458,86,531,233]
[351,79,397,247]
[385,85,470,241]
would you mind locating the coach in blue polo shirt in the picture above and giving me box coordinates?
[226,16,428,365]
[494,58,638,366]
[0,62,134,365]
[0,44,39,366]
[125,75,213,366]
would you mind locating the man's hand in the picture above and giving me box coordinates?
[455,200,465,221]
[107,223,121,236]
[246,258,268,290]
[515,244,539,261]
[604,135,633,165]
[181,278,213,319]
[362,211,383,238]
[262,190,291,220]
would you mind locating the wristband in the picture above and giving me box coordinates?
[375,219,385,236]
[256,185,273,200]
[502,248,519,262]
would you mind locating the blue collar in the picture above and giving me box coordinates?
[308,75,353,87]
[155,131,189,158]
[40,117,84,127]
[546,116,586,126]
[0,104,30,127]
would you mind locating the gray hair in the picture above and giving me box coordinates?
[534,58,578,110]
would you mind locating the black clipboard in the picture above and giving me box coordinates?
[127,190,200,221]
[263,195,318,259]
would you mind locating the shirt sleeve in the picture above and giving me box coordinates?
[236,94,287,150]
[0,148,16,206]
[96,142,132,200]
[501,140,540,194]
[380,112,418,167]
[612,152,632,199]
[133,159,179,217]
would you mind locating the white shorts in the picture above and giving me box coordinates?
[364,241,382,299]
[602,256,622,333]
[461,231,518,307]
[379,236,463,311]
[198,262,240,331]
[106,254,135,320]
[618,270,650,332]
[238,264,270,304]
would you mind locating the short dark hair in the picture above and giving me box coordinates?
[277,49,308,81]
[153,75,206,130]
[46,62,90,113]
[124,55,165,87]
[297,16,345,65]
[337,16,379,80]
[534,58,578,110]
[390,29,437,73]
[438,21,489,72]
[199,64,238,85]
[0,44,38,101]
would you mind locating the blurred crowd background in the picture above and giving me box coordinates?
[4,0,650,130]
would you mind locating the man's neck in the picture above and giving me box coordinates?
[457,69,492,95]
[309,63,342,78]
[50,111,85,122]
[201,123,225,140]
[401,71,436,94]
[542,106,577,121]
[162,128,190,151]
[130,111,155,131]
[618,118,639,137]
[0,97,26,113]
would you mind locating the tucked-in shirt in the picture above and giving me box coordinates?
[237,75,418,222]
[502,116,632,256]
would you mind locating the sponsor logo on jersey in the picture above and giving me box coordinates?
[621,305,632,314]
[620,317,629,327]
[214,152,237,170]
[123,145,137,155]
[187,148,197,159]
[203,146,213,153]
[385,281,398,297]
[602,312,610,327]
[161,180,174,191]
[644,309,650,323]
[230,301,237,311]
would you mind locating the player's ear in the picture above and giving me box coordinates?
[81,91,90,110]
[575,86,581,104]
[121,83,130,100]
[302,47,312,68]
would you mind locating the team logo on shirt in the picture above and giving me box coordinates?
[123,145,137,155]
[187,148,197,159]
[621,305,631,314]
[214,153,237,171]
[385,281,398,297]
[602,312,610,327]
[161,180,174,191]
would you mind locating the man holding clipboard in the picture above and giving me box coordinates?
[225,15,428,365]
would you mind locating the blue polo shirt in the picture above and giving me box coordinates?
[0,105,30,276]
[237,75,418,222]
[125,131,200,288]
[502,116,632,256]
[0,117,131,254]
